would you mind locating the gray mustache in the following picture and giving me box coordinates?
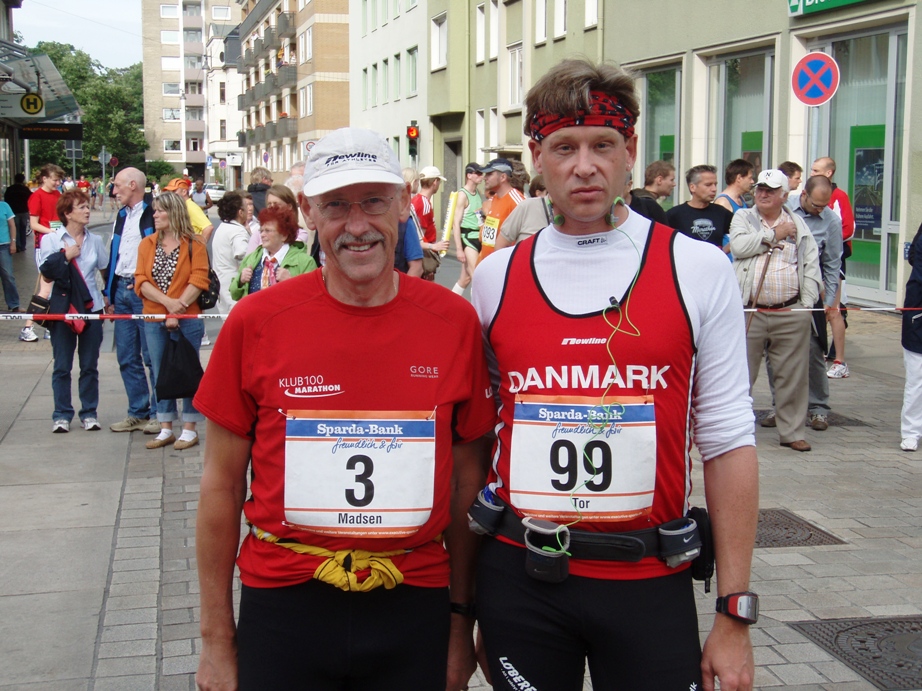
[333,231,385,251]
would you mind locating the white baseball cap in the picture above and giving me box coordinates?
[303,127,405,197]
[419,165,446,181]
[755,169,790,193]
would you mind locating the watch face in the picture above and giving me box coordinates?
[732,594,759,623]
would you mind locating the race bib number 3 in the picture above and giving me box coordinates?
[284,410,436,538]
[482,216,499,247]
[508,395,656,522]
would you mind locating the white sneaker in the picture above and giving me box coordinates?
[201,332,212,346]
[827,361,849,379]
[19,326,38,342]
[900,437,918,452]
[82,417,101,431]
[52,419,70,433]
[43,329,51,340]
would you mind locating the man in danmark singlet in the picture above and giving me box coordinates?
[471,58,760,691]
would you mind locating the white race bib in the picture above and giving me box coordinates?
[508,395,656,522]
[284,410,436,538]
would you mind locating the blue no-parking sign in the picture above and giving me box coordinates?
[792,52,840,107]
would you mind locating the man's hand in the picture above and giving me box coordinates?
[432,240,450,253]
[445,614,477,691]
[773,220,796,243]
[701,614,754,691]
[196,636,238,691]
[9,243,15,255]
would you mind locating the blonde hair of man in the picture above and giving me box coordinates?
[250,166,272,185]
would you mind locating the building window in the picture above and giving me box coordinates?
[489,0,498,59]
[362,0,368,34]
[536,0,546,43]
[299,86,306,116]
[163,82,181,95]
[306,27,313,61]
[219,82,226,104]
[370,0,377,29]
[188,138,202,152]
[306,84,313,115]
[585,0,597,27]
[393,53,401,98]
[186,107,204,120]
[184,55,203,69]
[212,5,231,20]
[371,63,378,106]
[508,43,523,107]
[164,139,181,152]
[407,47,418,94]
[408,0,417,7]
[476,109,485,164]
[713,53,773,176]
[554,0,566,38]
[431,13,448,70]
[476,5,485,63]
[161,30,180,44]
[161,56,181,70]
[380,0,387,25]
[362,68,368,109]
[220,119,227,139]
[489,108,498,151]
[160,4,179,18]
[183,29,203,43]
[393,0,400,19]
[643,67,680,207]
[382,59,389,102]
[163,108,181,121]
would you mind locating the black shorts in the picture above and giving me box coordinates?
[237,580,450,690]
[476,537,703,691]
[461,227,482,253]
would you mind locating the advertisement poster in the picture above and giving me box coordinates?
[850,125,885,235]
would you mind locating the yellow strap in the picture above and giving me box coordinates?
[249,524,407,592]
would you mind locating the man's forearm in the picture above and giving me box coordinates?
[445,436,491,605]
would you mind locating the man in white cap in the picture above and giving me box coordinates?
[730,169,822,452]
[412,165,450,259]
[194,127,496,691]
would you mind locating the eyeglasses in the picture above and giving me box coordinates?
[805,196,827,212]
[312,196,395,220]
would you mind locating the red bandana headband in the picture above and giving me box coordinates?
[529,90,636,142]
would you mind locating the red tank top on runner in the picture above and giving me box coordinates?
[487,224,697,580]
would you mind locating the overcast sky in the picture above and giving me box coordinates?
[14,0,143,69]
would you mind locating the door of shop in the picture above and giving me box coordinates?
[808,27,908,304]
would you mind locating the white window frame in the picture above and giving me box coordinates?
[476,109,485,164]
[299,86,306,117]
[161,56,181,70]
[508,42,524,108]
[536,0,547,43]
[212,5,231,20]
[362,68,368,109]
[371,63,378,106]
[489,108,498,151]
[160,4,179,18]
[306,84,314,115]
[161,30,180,44]
[393,53,401,99]
[554,0,567,38]
[306,27,313,61]
[431,13,448,71]
[489,0,499,59]
[162,82,181,95]
[163,108,181,121]
[407,46,418,94]
[382,58,389,102]
[163,139,181,152]
[476,5,485,64]
[183,29,203,43]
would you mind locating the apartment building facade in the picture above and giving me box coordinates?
[142,0,242,178]
[205,23,245,188]
[236,0,349,182]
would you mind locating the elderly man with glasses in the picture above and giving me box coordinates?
[194,128,496,691]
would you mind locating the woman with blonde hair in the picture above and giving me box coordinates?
[134,191,211,451]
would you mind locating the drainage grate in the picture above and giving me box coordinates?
[755,409,870,427]
[755,508,846,548]
[790,616,922,690]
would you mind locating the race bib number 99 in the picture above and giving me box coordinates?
[508,395,656,522]
[482,216,499,247]
[284,410,436,538]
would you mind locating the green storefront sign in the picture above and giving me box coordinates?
[789,0,876,16]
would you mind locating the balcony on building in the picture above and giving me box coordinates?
[245,128,255,146]
[265,120,277,140]
[182,14,204,29]
[184,92,205,107]
[253,126,265,145]
[253,82,266,104]
[237,93,247,111]
[185,118,206,133]
[238,131,247,147]
[277,12,295,39]
[184,41,205,56]
[262,28,279,57]
[184,67,204,82]
[278,65,297,90]
[253,38,264,60]
[264,71,278,97]
[277,116,297,139]
[185,150,207,164]
[244,48,256,67]
[236,54,246,72]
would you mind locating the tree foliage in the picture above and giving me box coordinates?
[23,42,171,181]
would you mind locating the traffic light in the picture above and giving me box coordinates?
[407,122,419,158]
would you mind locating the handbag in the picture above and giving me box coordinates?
[155,330,204,400]
[28,293,51,327]
[188,241,220,310]
[409,206,441,277]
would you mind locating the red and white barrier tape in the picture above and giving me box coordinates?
[0,313,226,321]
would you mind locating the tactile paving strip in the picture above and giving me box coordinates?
[790,616,922,690]
[755,508,846,548]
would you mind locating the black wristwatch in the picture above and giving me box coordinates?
[715,592,759,625]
